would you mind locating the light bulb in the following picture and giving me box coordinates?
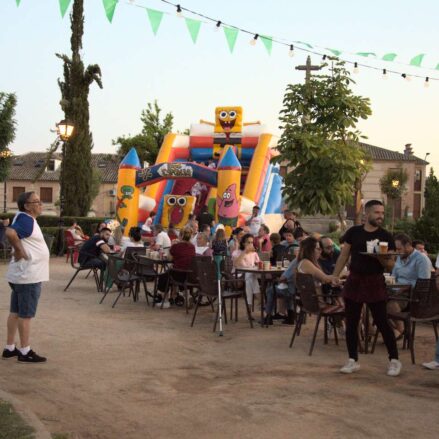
[176,4,182,17]
[288,44,294,57]
[405,75,412,82]
[250,34,258,46]
[382,69,388,80]
[424,77,430,88]
[353,62,359,74]
[214,21,221,32]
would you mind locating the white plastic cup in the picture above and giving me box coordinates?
[263,261,271,270]
[366,241,375,254]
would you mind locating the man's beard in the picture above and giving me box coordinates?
[369,218,382,227]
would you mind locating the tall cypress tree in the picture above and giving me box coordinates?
[57,0,102,216]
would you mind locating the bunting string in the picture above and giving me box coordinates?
[12,0,439,83]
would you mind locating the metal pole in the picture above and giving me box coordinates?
[3,179,6,213]
[56,138,65,256]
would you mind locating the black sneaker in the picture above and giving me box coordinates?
[17,349,47,364]
[272,313,286,320]
[2,347,20,360]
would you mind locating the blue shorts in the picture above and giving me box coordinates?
[9,282,42,318]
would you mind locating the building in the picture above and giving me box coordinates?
[351,143,429,220]
[1,152,119,217]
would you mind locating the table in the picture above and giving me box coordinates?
[234,266,285,327]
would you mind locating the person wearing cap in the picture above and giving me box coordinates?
[245,206,263,237]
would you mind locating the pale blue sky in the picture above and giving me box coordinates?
[1,0,439,169]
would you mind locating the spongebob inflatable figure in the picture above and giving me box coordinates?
[213,106,243,159]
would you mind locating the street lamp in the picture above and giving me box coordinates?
[0,149,13,213]
[390,179,400,231]
[56,119,74,255]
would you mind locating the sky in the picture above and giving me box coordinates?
[1,0,439,170]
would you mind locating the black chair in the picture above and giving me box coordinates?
[64,248,101,292]
[100,254,141,308]
[290,273,344,356]
[192,259,253,331]
[372,278,439,364]
[133,254,162,306]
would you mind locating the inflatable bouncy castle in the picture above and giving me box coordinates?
[116,106,284,235]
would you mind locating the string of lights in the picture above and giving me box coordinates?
[127,0,438,84]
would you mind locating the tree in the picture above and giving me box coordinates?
[423,168,439,218]
[113,100,173,165]
[276,59,371,220]
[0,92,17,181]
[57,0,103,216]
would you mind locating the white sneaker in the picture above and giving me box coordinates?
[340,359,360,374]
[162,300,170,309]
[387,359,402,377]
[422,360,439,370]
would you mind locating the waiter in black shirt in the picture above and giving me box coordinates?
[333,200,401,377]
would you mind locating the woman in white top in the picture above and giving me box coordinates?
[120,227,144,256]
[142,211,156,234]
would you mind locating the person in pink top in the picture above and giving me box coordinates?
[232,233,260,305]
[255,224,272,253]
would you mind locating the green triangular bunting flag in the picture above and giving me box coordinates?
[356,52,376,57]
[410,53,425,67]
[103,0,118,23]
[382,53,397,61]
[16,0,21,6]
[146,8,163,36]
[295,41,313,49]
[260,35,273,55]
[435,63,439,70]
[185,18,201,44]
[223,26,238,53]
[59,0,72,18]
[326,48,342,56]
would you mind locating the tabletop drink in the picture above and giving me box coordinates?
[366,241,375,253]
[276,260,283,269]
[379,241,388,254]
[258,261,264,270]
[263,261,271,270]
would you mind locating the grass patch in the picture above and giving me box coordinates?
[0,399,35,439]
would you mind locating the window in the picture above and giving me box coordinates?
[414,169,422,192]
[12,187,25,202]
[47,160,55,172]
[40,187,53,203]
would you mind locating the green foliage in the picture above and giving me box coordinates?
[423,168,439,218]
[57,0,103,216]
[276,58,371,215]
[379,167,408,200]
[0,92,17,182]
[113,100,173,165]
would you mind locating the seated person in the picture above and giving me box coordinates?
[195,233,212,257]
[197,205,214,229]
[296,237,342,311]
[270,232,287,266]
[228,227,244,254]
[156,228,196,301]
[167,223,179,242]
[412,239,434,273]
[151,224,172,256]
[68,220,88,242]
[78,227,112,273]
[120,227,144,256]
[141,211,156,235]
[278,210,301,239]
[281,231,299,259]
[255,224,271,253]
[232,233,260,306]
[263,257,299,325]
[212,228,228,256]
[319,236,341,275]
[94,222,107,235]
[389,233,431,338]
[199,223,212,240]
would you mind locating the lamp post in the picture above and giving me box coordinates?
[56,119,74,255]
[391,179,400,231]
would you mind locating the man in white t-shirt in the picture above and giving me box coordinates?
[245,205,263,236]
[152,224,171,256]
[2,192,50,364]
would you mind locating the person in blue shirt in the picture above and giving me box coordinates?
[389,233,431,339]
[263,258,299,325]
[392,233,431,287]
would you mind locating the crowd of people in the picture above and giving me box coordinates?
[2,194,439,375]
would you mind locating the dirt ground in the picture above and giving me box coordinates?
[0,258,438,439]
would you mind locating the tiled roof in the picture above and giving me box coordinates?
[359,142,428,165]
[8,152,119,183]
